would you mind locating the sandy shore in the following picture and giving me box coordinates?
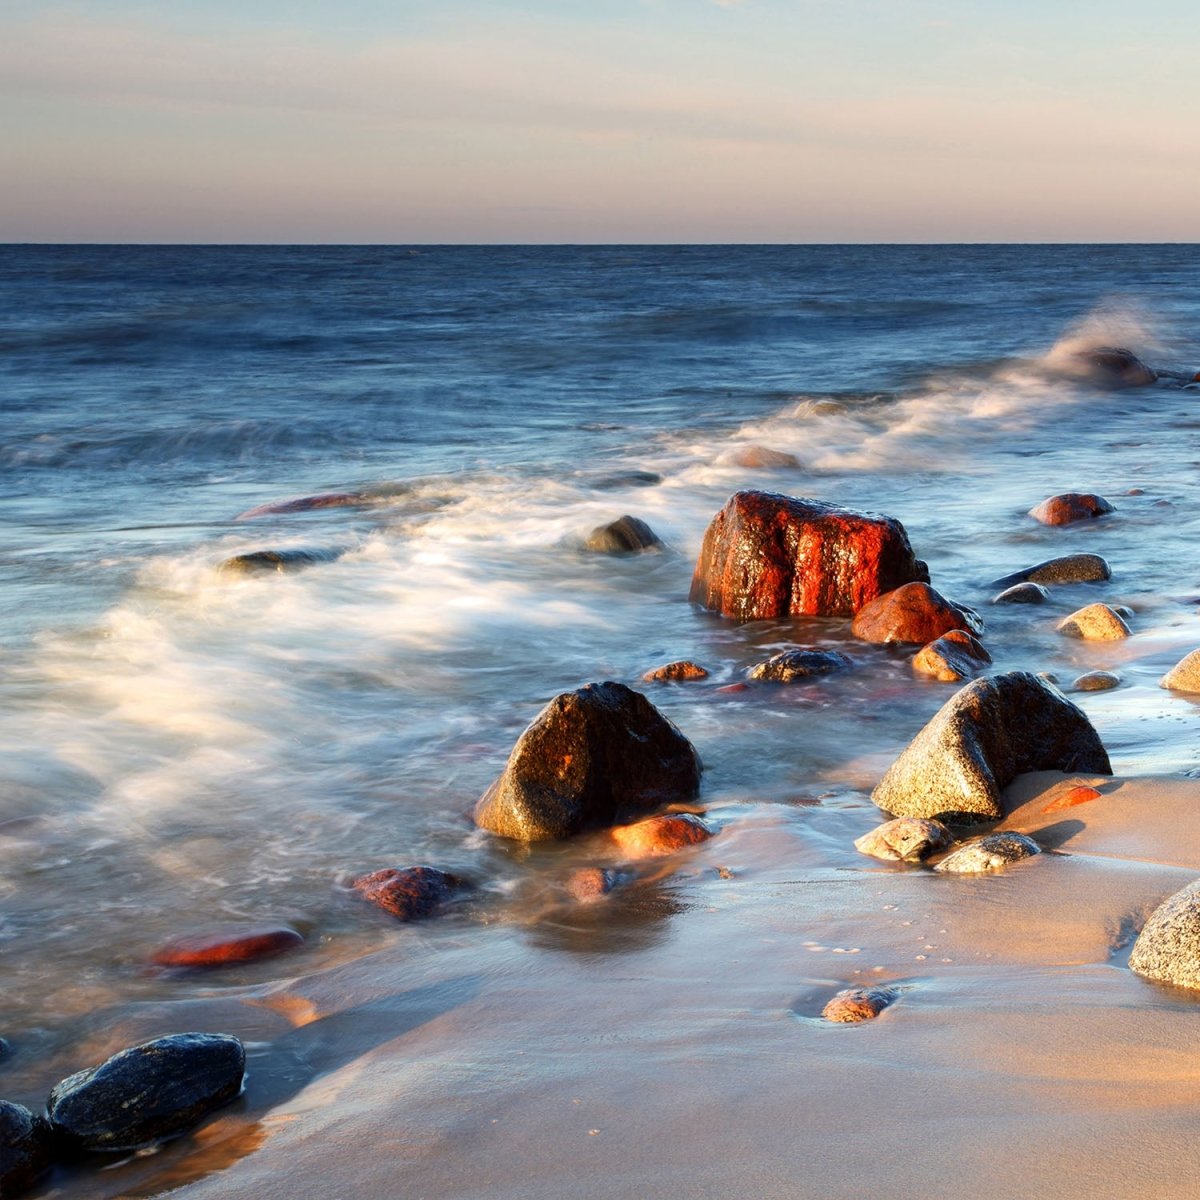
[21,770,1200,1200]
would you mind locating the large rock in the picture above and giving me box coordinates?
[0,1101,54,1196]
[1029,492,1115,526]
[47,1033,245,1153]
[991,554,1111,589]
[474,682,702,841]
[851,582,983,645]
[1130,879,1200,989]
[584,516,662,554]
[689,491,928,620]
[871,671,1111,822]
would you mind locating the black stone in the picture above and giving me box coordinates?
[991,582,1050,605]
[747,648,853,682]
[218,549,336,575]
[0,1101,54,1196]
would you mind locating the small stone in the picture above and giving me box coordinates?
[1073,671,1120,692]
[1161,649,1200,694]
[642,661,709,683]
[725,445,801,469]
[47,1033,245,1153]
[1130,879,1200,989]
[219,549,333,575]
[352,866,462,920]
[991,554,1111,588]
[854,817,954,863]
[851,582,983,646]
[1067,346,1157,389]
[747,648,852,682]
[152,926,304,969]
[1028,493,1115,526]
[1042,785,1103,814]
[934,832,1041,873]
[610,813,712,859]
[822,986,896,1023]
[1058,604,1130,641]
[912,630,992,683]
[0,1101,54,1197]
[584,516,662,554]
[565,867,618,903]
[992,582,1050,605]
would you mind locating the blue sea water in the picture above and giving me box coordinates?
[3,245,1200,1186]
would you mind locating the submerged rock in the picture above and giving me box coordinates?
[584,516,662,554]
[725,445,801,469]
[1073,670,1120,692]
[352,866,462,920]
[236,492,365,520]
[152,926,303,969]
[1066,346,1157,389]
[689,490,928,620]
[609,813,712,859]
[1057,603,1130,641]
[1161,649,1200,694]
[747,648,852,682]
[991,582,1050,605]
[474,682,702,842]
[991,554,1111,588]
[47,1033,245,1153]
[1130,879,1200,989]
[911,629,992,683]
[642,660,709,683]
[934,831,1041,873]
[1042,784,1103,813]
[852,582,983,646]
[218,548,335,576]
[1029,492,1115,526]
[822,986,896,1023]
[854,816,954,863]
[0,1101,54,1196]
[565,867,619,903]
[871,671,1111,822]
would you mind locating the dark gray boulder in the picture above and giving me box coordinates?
[0,1101,54,1196]
[1068,346,1157,389]
[992,582,1050,605]
[990,554,1111,589]
[474,682,701,841]
[47,1033,245,1152]
[584,516,662,554]
[871,671,1111,822]
[747,648,852,682]
[1130,879,1200,989]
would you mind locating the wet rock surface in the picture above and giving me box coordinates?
[47,1033,245,1153]
[822,986,897,1023]
[0,1101,54,1197]
[991,554,1111,588]
[725,445,801,469]
[852,582,983,646]
[1067,346,1157,389]
[992,582,1050,605]
[912,629,992,683]
[236,492,365,520]
[1073,670,1120,692]
[352,866,462,920]
[1130,879,1200,989]
[584,516,662,554]
[1057,604,1130,641]
[642,660,709,683]
[152,926,304,969]
[609,813,712,859]
[1161,649,1200,694]
[872,671,1111,822]
[854,817,954,863]
[747,648,852,682]
[565,867,619,903]
[474,682,702,841]
[689,490,928,620]
[1042,785,1103,813]
[218,548,335,575]
[1029,492,1115,526]
[934,832,1041,873]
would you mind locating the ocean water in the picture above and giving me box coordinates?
[3,244,1200,1190]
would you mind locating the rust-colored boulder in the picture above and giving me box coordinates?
[852,582,983,646]
[153,926,303,969]
[352,866,462,920]
[912,629,991,683]
[474,682,702,842]
[609,813,712,859]
[822,986,896,1023]
[642,660,709,683]
[689,491,928,620]
[1029,493,1115,526]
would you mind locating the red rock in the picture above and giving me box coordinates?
[852,582,983,646]
[1029,493,1115,526]
[153,925,304,969]
[1041,785,1103,813]
[714,682,751,694]
[236,492,364,520]
[352,866,461,920]
[822,986,896,1023]
[642,660,709,682]
[610,813,712,859]
[689,491,928,620]
[565,867,618,903]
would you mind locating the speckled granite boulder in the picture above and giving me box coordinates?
[1057,603,1130,641]
[47,1033,245,1153]
[912,629,991,683]
[934,831,1041,873]
[1161,650,1200,694]
[747,648,852,682]
[1130,879,1200,989]
[852,583,983,646]
[854,817,954,863]
[1029,492,1115,526]
[475,682,702,841]
[822,986,897,1023]
[992,582,1050,605]
[689,491,928,620]
[871,671,1111,822]
[0,1101,54,1196]
[584,516,662,553]
[991,554,1111,589]
[352,866,463,920]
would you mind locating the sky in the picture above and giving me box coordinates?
[2,0,1198,243]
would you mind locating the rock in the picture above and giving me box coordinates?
[747,648,852,682]
[352,866,462,920]
[218,549,334,575]
[1067,346,1157,389]
[152,926,303,969]
[725,445,801,469]
[1130,879,1200,989]
[871,671,1111,822]
[0,1101,54,1196]
[991,554,1111,588]
[851,582,983,646]
[47,1033,245,1153]
[1029,493,1115,526]
[992,582,1049,605]
[1073,670,1120,692]
[609,813,712,859]
[236,492,364,520]
[642,661,709,683]
[565,867,618,903]
[1112,605,1135,620]
[934,831,1041,873]
[822,986,896,1023]
[689,490,928,620]
[584,516,662,554]
[912,630,992,683]
[1161,649,1200,694]
[474,682,702,841]
[714,682,750,694]
[1057,604,1130,641]
[1042,785,1103,814]
[854,817,954,863]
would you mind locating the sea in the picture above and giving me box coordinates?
[3,244,1200,1194]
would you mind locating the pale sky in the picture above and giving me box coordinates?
[3,1,1197,242]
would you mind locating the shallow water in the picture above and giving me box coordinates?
[3,245,1200,1195]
